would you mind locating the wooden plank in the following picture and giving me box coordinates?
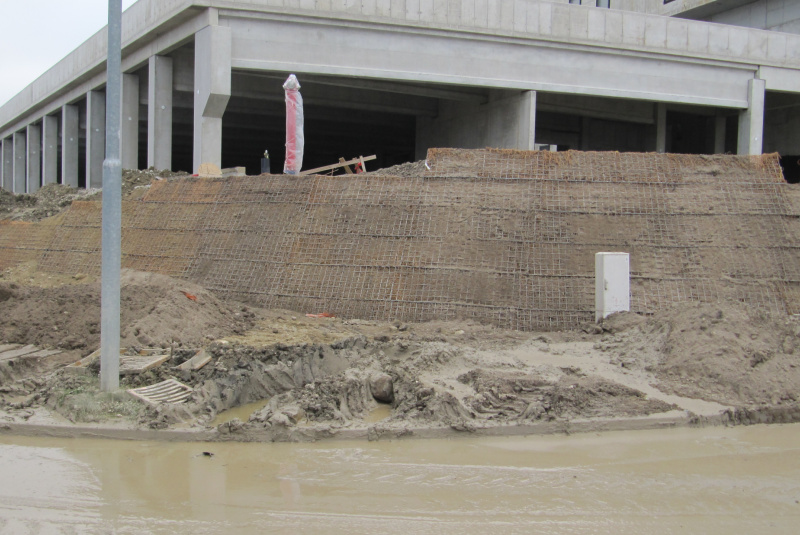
[340,157,354,174]
[298,155,377,176]
[175,349,212,372]
[27,349,63,359]
[0,345,39,362]
[119,354,170,376]
[0,344,21,353]
[65,347,167,375]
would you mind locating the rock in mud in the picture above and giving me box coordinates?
[370,373,394,403]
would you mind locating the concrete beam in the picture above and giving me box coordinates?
[656,103,667,153]
[86,90,106,188]
[229,73,440,117]
[738,78,766,155]
[13,131,26,194]
[537,93,656,125]
[193,25,231,173]
[148,56,173,170]
[247,72,490,104]
[228,14,756,109]
[26,124,42,193]
[1,138,11,191]
[62,104,79,188]
[122,73,140,170]
[42,115,59,185]
[3,0,800,143]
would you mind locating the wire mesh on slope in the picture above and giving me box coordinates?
[7,149,797,330]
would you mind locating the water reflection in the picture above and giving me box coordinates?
[0,424,799,533]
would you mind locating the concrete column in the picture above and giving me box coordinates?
[62,104,79,187]
[738,78,765,155]
[714,115,727,154]
[580,116,592,150]
[193,25,231,173]
[655,103,667,153]
[518,90,537,151]
[13,131,26,193]
[42,115,59,185]
[148,56,173,170]
[122,73,140,170]
[86,90,106,188]
[1,138,12,191]
[26,124,42,193]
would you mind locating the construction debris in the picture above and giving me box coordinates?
[299,154,376,176]
[128,379,193,406]
[66,348,170,376]
[174,349,212,372]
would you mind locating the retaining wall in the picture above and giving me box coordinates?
[2,149,797,330]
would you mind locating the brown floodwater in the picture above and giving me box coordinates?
[1,424,798,534]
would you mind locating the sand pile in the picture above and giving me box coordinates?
[0,269,261,352]
[601,303,800,408]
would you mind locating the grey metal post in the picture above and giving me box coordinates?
[101,0,122,392]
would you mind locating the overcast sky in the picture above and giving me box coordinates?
[0,0,138,107]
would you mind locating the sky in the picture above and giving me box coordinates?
[0,0,139,107]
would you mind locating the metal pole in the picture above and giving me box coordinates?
[101,0,122,391]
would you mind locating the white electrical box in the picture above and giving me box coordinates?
[595,252,630,322]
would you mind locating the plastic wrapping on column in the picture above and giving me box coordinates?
[283,74,304,174]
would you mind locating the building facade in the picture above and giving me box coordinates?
[0,0,798,191]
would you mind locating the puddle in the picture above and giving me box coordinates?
[363,403,392,423]
[1,424,799,533]
[209,399,269,427]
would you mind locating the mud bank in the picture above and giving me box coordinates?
[2,269,799,442]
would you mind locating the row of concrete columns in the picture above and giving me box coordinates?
[0,50,767,193]
[1,24,234,193]
[0,51,189,194]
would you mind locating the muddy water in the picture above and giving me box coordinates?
[1,425,799,534]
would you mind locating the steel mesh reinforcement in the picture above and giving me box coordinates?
[5,149,800,330]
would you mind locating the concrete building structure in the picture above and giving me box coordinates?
[0,0,798,192]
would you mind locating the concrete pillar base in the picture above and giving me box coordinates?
[86,90,106,188]
[13,132,26,194]
[714,115,727,154]
[655,103,667,153]
[122,73,140,170]
[148,57,173,170]
[0,138,11,192]
[26,124,42,193]
[415,90,538,158]
[42,115,59,185]
[62,104,79,188]
[193,26,231,173]
[738,78,766,156]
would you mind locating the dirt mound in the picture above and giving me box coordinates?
[605,302,800,408]
[0,168,189,222]
[0,184,88,222]
[366,160,429,177]
[0,269,262,352]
